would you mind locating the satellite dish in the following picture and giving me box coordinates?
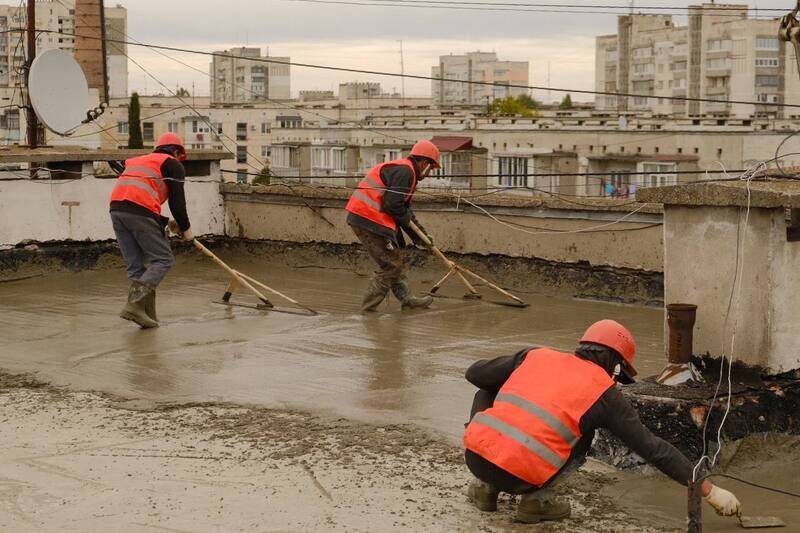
[28,49,91,136]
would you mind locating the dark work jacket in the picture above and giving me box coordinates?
[464,348,693,493]
[109,147,191,232]
[346,159,426,246]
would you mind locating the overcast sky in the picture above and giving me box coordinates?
[120,1,793,103]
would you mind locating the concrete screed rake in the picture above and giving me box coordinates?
[191,238,318,317]
[408,222,528,308]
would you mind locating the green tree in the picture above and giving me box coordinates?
[559,93,574,110]
[127,92,143,149]
[487,96,534,117]
[253,166,271,185]
[516,93,540,110]
[176,87,190,97]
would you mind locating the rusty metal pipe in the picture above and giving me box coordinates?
[666,303,698,365]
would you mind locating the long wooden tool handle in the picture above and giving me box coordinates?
[234,270,318,316]
[458,265,527,306]
[222,277,238,302]
[192,239,273,307]
[430,268,456,294]
[408,222,479,295]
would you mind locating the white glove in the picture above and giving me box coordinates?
[182,228,195,241]
[704,484,741,516]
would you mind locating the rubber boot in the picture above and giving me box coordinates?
[515,490,571,524]
[391,277,433,310]
[361,277,390,312]
[120,280,159,329]
[467,478,499,512]
[144,288,158,323]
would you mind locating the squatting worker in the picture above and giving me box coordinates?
[345,139,440,312]
[463,320,741,524]
[109,133,194,329]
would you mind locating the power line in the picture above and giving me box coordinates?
[281,0,779,17]
[354,1,784,11]
[21,29,800,110]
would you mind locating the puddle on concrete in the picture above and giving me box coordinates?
[0,250,665,439]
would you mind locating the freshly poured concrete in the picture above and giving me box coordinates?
[0,252,665,438]
[2,251,798,531]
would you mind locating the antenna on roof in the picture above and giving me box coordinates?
[28,49,93,136]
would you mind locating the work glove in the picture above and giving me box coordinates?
[704,484,741,516]
[167,219,180,236]
[182,228,195,242]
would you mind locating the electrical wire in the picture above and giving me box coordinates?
[19,28,800,110]
[706,473,800,500]
[348,0,785,12]
[281,0,779,18]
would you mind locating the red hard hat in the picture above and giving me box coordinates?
[155,132,186,161]
[580,319,637,376]
[409,139,441,168]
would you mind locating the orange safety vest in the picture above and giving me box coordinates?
[463,348,614,487]
[109,153,172,216]
[345,159,417,232]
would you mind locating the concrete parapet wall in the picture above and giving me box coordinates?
[222,184,664,273]
[0,152,229,246]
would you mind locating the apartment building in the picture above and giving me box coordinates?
[210,47,290,103]
[596,4,792,118]
[432,51,529,106]
[0,0,127,142]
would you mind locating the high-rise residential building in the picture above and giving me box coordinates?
[431,51,529,106]
[596,4,794,118]
[210,47,290,103]
[0,0,127,142]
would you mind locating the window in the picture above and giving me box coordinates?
[236,145,247,164]
[167,122,178,133]
[383,149,401,162]
[261,145,269,158]
[261,122,270,134]
[755,58,780,67]
[707,39,731,52]
[756,37,779,51]
[237,169,248,183]
[757,94,779,103]
[706,58,731,70]
[756,75,779,86]
[331,148,346,172]
[632,63,654,75]
[670,61,687,71]
[117,121,128,134]
[142,122,154,142]
[236,122,247,141]
[632,47,652,58]
[497,156,528,188]
[640,163,677,188]
[271,146,298,168]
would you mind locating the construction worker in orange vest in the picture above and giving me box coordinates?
[109,133,194,328]
[463,320,741,524]
[345,139,440,312]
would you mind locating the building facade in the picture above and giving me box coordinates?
[596,4,793,118]
[432,51,529,106]
[0,0,127,143]
[210,47,290,104]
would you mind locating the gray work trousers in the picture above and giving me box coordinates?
[110,210,174,287]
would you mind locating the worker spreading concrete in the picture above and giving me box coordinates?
[109,133,194,328]
[345,139,440,312]
[463,319,742,524]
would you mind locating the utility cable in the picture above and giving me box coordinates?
[20,28,800,111]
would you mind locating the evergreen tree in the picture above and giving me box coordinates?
[127,92,143,149]
[559,93,574,110]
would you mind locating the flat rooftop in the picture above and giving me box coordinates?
[0,249,664,439]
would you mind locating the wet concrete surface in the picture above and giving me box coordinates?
[2,250,799,531]
[0,251,665,439]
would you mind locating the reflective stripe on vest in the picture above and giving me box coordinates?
[463,348,614,487]
[109,153,173,216]
[345,159,417,231]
